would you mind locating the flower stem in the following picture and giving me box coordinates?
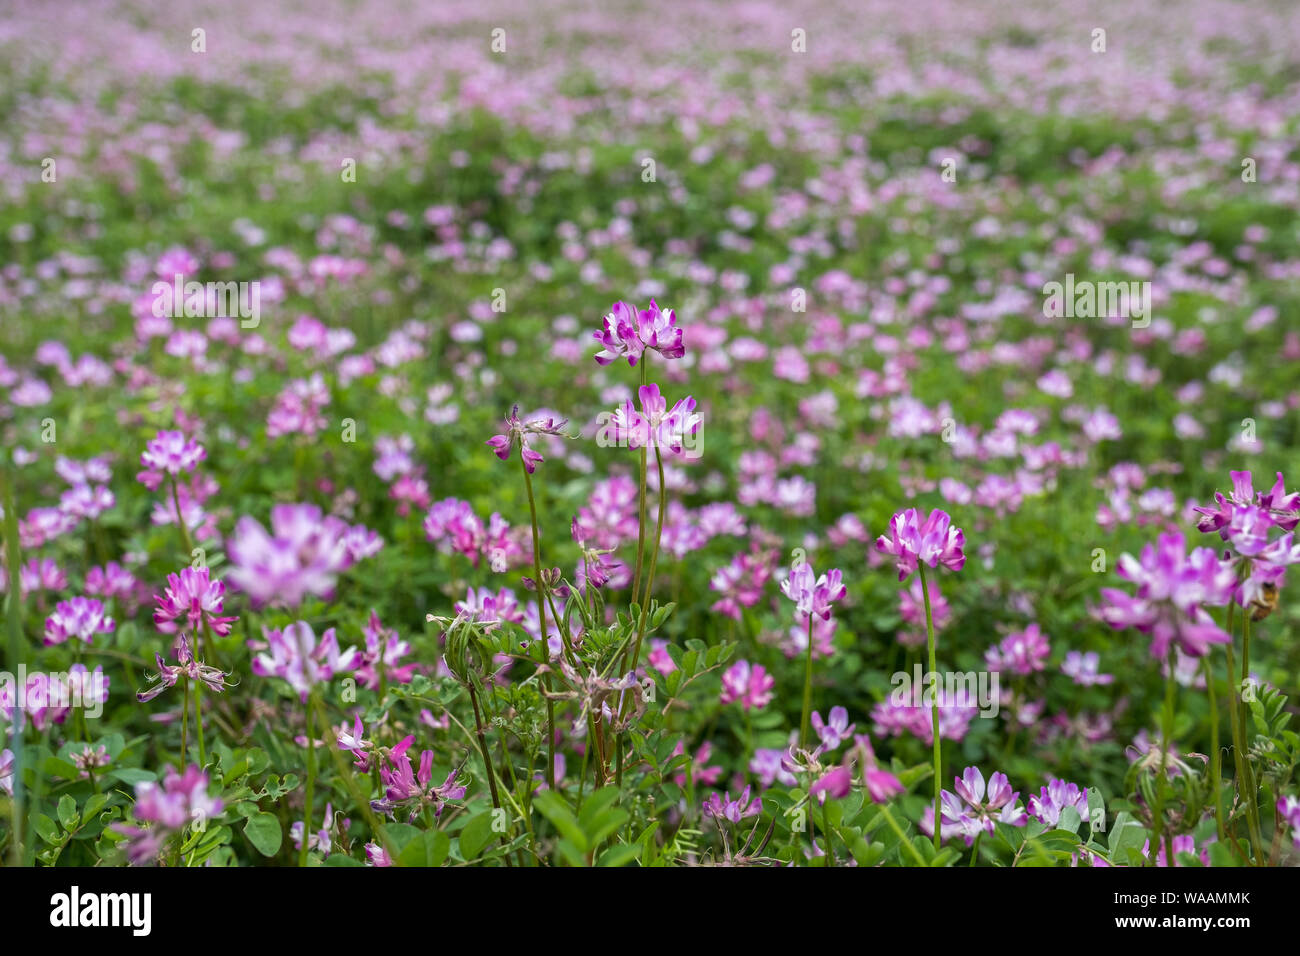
[520,456,555,791]
[876,801,929,866]
[194,679,206,767]
[468,680,514,866]
[918,564,941,852]
[1151,651,1176,865]
[798,612,815,750]
[1203,657,1225,842]
[300,691,317,867]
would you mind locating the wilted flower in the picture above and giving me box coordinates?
[486,404,569,473]
[137,634,232,702]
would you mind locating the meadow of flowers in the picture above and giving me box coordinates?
[1,0,1299,873]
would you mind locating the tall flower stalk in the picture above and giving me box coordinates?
[487,404,570,790]
[877,507,966,851]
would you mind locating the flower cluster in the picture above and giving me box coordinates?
[875,508,966,582]
[227,503,382,608]
[112,765,224,864]
[1098,529,1235,658]
[251,621,359,701]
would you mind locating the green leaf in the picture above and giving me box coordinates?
[57,794,79,831]
[33,814,60,845]
[459,810,497,861]
[597,843,641,867]
[400,830,451,867]
[535,792,586,851]
[243,813,283,857]
[109,767,156,785]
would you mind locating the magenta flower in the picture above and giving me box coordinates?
[44,596,115,646]
[227,503,381,608]
[875,508,966,582]
[486,404,569,473]
[592,299,685,367]
[702,786,762,824]
[780,561,847,622]
[137,634,231,702]
[922,766,1027,846]
[1098,529,1235,658]
[809,765,854,801]
[592,300,644,367]
[137,430,206,490]
[985,623,1051,675]
[0,749,13,796]
[153,567,238,637]
[601,384,702,459]
[1027,778,1090,827]
[356,610,416,689]
[251,621,360,702]
[371,737,467,822]
[1277,796,1300,849]
[720,659,775,711]
[853,735,905,803]
[112,765,224,864]
[291,803,341,857]
[1061,650,1114,686]
[811,706,856,751]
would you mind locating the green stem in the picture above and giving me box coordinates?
[918,564,941,853]
[1151,651,1175,865]
[520,456,555,791]
[1203,657,1225,842]
[875,802,929,866]
[300,691,317,867]
[194,679,206,767]
[468,681,514,866]
[798,612,815,749]
[626,448,667,682]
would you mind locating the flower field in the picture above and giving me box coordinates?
[1,0,1299,876]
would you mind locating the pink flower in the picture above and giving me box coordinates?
[875,508,966,581]
[811,706,856,751]
[356,611,416,689]
[1098,529,1235,658]
[137,430,206,490]
[702,786,762,823]
[780,561,847,622]
[153,567,238,637]
[720,659,775,711]
[44,596,115,646]
[251,621,360,702]
[137,634,230,702]
[486,404,569,473]
[592,299,684,367]
[985,623,1051,675]
[600,384,702,459]
[227,503,381,608]
[371,738,467,822]
[112,765,223,864]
